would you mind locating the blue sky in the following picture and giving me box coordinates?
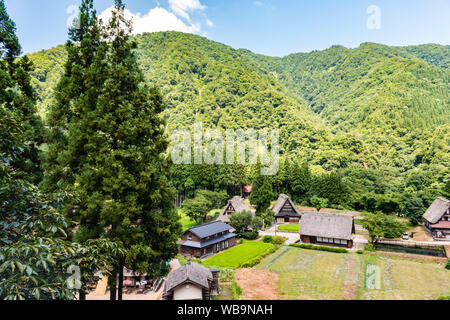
[4,0,450,57]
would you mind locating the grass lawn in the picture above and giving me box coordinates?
[256,247,450,300]
[257,247,348,300]
[277,224,299,232]
[203,241,275,268]
[178,208,222,232]
[355,254,450,300]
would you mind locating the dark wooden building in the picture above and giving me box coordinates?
[216,196,249,223]
[299,212,355,248]
[162,262,219,300]
[423,197,450,240]
[177,221,237,258]
[272,194,301,223]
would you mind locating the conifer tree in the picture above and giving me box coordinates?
[0,0,44,183]
[43,0,181,300]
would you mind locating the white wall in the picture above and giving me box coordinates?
[173,284,203,300]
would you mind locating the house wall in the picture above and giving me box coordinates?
[181,231,201,242]
[173,284,203,300]
[301,235,353,248]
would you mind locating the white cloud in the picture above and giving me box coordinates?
[99,1,211,36]
[99,6,201,35]
[168,0,206,21]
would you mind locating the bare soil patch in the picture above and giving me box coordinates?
[235,269,279,300]
[342,255,359,300]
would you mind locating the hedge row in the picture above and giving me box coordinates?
[289,243,348,253]
[262,235,287,245]
[239,245,279,268]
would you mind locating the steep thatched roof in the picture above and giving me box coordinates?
[423,197,450,224]
[217,196,249,223]
[164,262,212,294]
[272,194,301,217]
[299,212,355,240]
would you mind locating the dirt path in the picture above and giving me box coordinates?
[342,254,359,300]
[235,269,279,300]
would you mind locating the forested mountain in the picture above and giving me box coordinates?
[27,31,450,212]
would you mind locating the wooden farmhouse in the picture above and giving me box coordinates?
[177,221,236,258]
[216,196,249,223]
[162,262,219,300]
[423,197,450,240]
[299,212,355,248]
[272,194,301,224]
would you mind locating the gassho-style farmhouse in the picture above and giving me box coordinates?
[159,195,449,300]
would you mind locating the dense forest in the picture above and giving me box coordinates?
[27,31,449,221]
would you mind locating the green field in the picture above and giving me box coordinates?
[277,224,299,231]
[256,247,450,300]
[203,241,275,268]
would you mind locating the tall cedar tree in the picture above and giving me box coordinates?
[250,163,275,214]
[42,0,181,300]
[0,0,44,183]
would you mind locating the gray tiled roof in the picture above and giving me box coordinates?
[299,212,355,240]
[189,221,232,239]
[423,197,450,224]
[178,232,236,249]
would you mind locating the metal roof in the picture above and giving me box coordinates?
[188,221,233,239]
[178,233,236,249]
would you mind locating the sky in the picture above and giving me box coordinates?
[4,0,450,57]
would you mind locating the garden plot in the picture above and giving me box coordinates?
[256,248,450,300]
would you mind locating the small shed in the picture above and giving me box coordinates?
[162,262,219,300]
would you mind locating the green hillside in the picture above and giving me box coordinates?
[27,31,450,210]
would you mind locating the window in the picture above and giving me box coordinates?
[317,237,323,242]
[187,236,192,241]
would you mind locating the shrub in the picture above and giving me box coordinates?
[230,282,242,300]
[237,231,259,240]
[437,296,450,300]
[262,235,274,243]
[446,260,450,270]
[272,236,288,245]
[218,268,235,282]
[355,250,364,254]
[289,243,348,253]
[190,258,202,264]
[364,244,376,252]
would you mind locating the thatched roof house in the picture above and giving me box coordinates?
[299,212,355,248]
[216,196,249,223]
[272,194,301,223]
[423,197,450,240]
[163,262,219,300]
